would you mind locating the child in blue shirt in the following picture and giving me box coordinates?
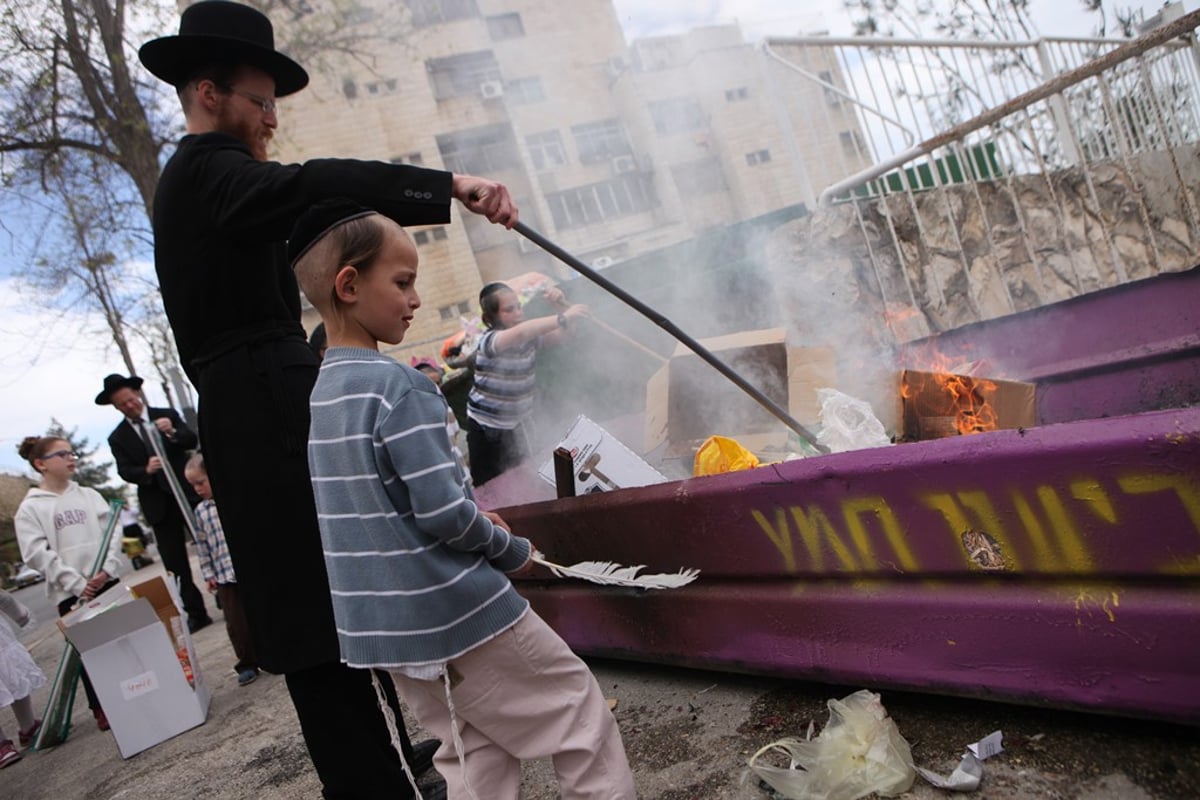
[291,199,634,800]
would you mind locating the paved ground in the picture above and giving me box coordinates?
[3,552,1198,799]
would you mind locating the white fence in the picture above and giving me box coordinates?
[764,7,1200,336]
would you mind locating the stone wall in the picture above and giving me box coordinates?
[768,144,1200,344]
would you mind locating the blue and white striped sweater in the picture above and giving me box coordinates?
[307,347,531,670]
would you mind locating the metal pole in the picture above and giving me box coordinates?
[513,222,829,454]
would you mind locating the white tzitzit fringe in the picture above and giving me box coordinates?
[369,670,425,799]
[443,668,481,800]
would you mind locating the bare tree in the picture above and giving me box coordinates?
[1,0,411,379]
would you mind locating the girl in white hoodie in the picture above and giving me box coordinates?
[14,435,123,732]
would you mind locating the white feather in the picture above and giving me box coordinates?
[531,553,699,589]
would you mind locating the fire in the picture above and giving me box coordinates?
[936,372,998,435]
[900,342,1000,437]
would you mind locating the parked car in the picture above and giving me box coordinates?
[11,564,44,588]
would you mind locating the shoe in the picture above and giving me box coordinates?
[0,740,21,768]
[94,708,110,732]
[237,668,259,687]
[187,616,213,634]
[18,719,40,748]
[409,738,440,777]
[415,774,446,800]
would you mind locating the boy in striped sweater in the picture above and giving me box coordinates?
[290,199,634,800]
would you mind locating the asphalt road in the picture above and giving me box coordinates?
[2,550,1197,799]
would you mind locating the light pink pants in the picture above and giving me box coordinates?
[390,610,636,799]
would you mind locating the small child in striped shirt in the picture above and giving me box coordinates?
[291,198,635,800]
[184,452,259,687]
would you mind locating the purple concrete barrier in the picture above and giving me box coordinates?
[508,407,1200,724]
[900,264,1200,424]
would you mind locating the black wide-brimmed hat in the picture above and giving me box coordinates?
[138,0,309,97]
[95,373,144,406]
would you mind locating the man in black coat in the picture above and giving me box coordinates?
[138,3,517,798]
[98,373,212,631]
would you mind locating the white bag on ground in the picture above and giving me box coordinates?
[748,689,916,800]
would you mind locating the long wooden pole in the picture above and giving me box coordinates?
[514,222,828,453]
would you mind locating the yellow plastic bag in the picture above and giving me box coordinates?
[693,435,760,476]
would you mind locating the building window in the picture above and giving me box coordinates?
[571,119,632,165]
[427,51,501,100]
[412,226,448,246]
[366,78,399,96]
[819,70,842,106]
[437,124,520,175]
[438,300,472,320]
[724,86,749,102]
[407,0,479,27]
[839,130,865,156]
[507,77,545,105]
[486,13,524,39]
[648,97,708,135]
[390,152,424,166]
[671,158,727,196]
[526,130,567,171]
[745,149,771,166]
[342,79,358,99]
[546,174,657,230]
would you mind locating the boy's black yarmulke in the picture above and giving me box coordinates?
[288,198,375,266]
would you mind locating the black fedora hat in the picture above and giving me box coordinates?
[95,373,145,406]
[138,1,309,97]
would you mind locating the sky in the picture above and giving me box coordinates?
[0,0,1193,480]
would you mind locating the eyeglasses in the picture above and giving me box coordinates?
[43,450,79,460]
[223,86,277,115]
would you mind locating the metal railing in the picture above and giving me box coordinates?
[765,8,1200,340]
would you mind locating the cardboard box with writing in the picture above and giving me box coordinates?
[899,369,1036,441]
[539,415,669,494]
[643,327,836,458]
[59,576,210,758]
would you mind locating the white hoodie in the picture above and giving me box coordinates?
[15,483,122,605]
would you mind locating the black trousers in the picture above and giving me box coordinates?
[465,417,530,487]
[151,502,209,623]
[285,662,420,800]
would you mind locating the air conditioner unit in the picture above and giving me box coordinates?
[611,155,637,174]
[479,80,504,99]
[591,256,615,269]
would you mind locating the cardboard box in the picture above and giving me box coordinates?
[643,327,836,454]
[899,369,1036,441]
[60,576,210,758]
[539,415,669,495]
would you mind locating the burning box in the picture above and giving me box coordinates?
[899,369,1036,441]
[539,415,669,494]
[643,327,836,455]
[59,576,210,758]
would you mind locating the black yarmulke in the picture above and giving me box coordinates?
[287,198,375,267]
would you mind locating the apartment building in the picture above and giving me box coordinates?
[273,0,868,361]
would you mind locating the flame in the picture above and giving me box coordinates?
[901,341,999,436]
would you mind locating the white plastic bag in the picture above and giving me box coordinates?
[816,389,892,454]
[748,690,916,800]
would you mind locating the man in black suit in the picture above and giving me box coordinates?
[97,373,212,632]
[137,3,516,797]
